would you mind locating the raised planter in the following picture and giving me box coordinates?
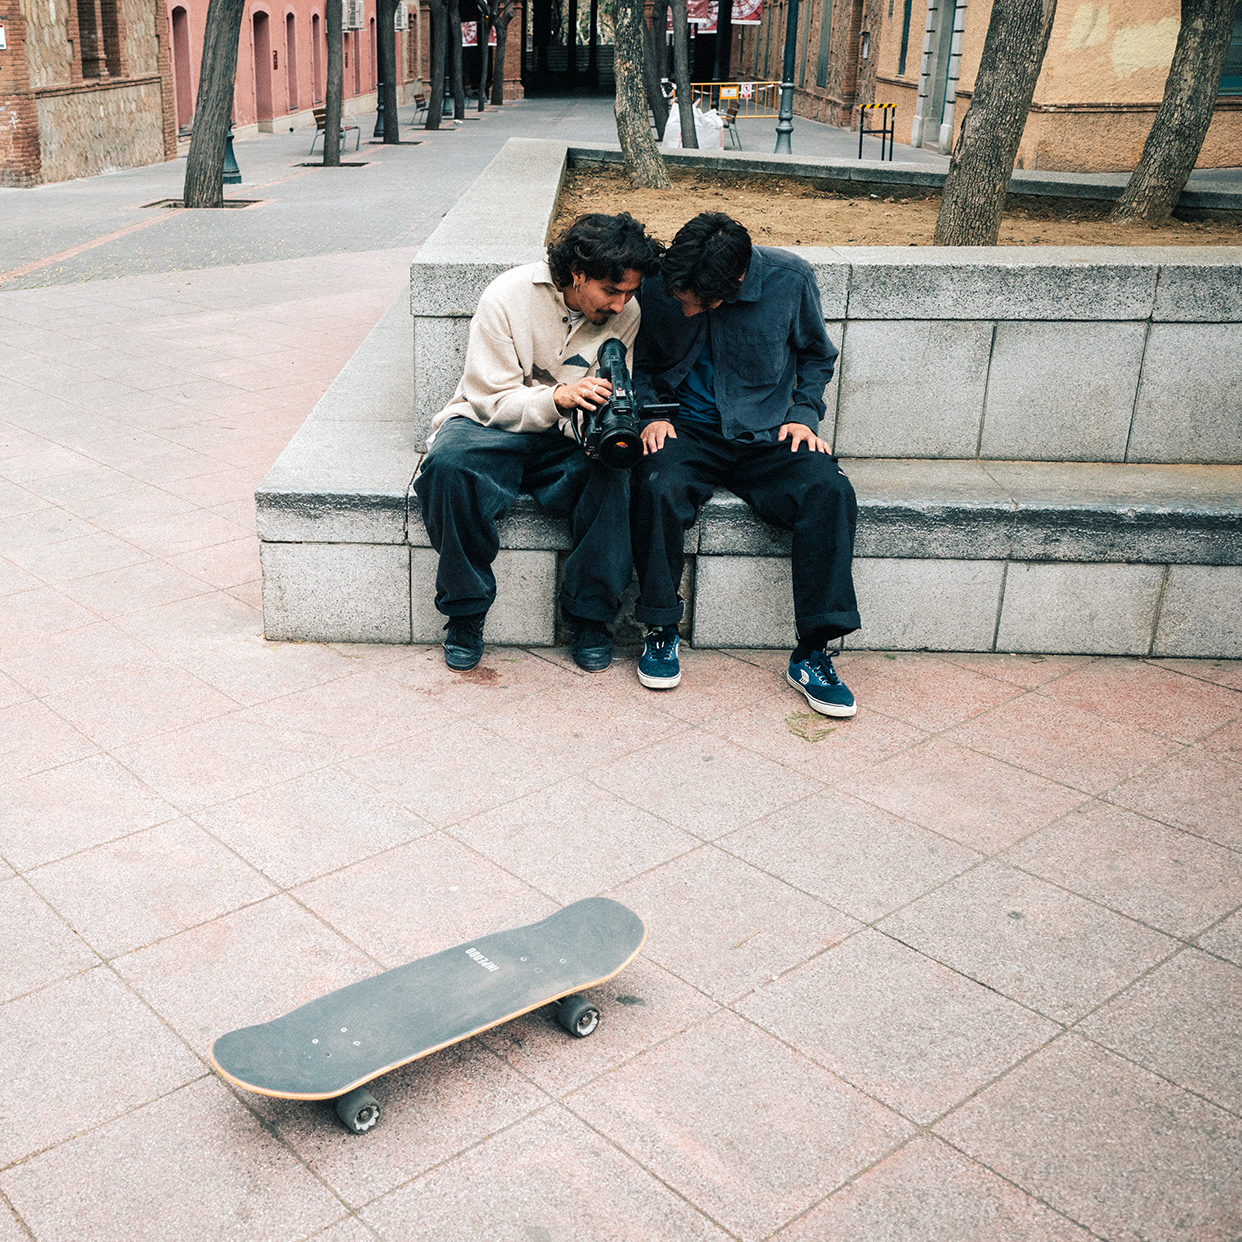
[257,138,1242,656]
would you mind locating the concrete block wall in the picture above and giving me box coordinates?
[257,139,1242,657]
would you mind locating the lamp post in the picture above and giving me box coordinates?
[222,121,242,185]
[773,0,800,153]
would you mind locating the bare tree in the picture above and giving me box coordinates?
[614,0,673,185]
[448,0,466,119]
[1110,0,1236,224]
[425,0,447,128]
[183,0,246,207]
[323,0,344,164]
[378,0,401,140]
[490,0,518,103]
[644,0,672,138]
[477,1,491,111]
[933,0,1057,245]
[670,0,698,146]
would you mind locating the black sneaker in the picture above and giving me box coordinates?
[569,618,613,673]
[443,613,485,671]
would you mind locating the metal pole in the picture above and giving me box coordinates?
[773,0,800,153]
[222,121,242,184]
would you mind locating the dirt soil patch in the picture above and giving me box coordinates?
[553,165,1242,248]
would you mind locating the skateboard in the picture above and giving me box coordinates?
[209,896,646,1133]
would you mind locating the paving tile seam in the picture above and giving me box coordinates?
[1070,1017,1242,1123]
[0,1187,33,1242]
[1028,681,1242,747]
[349,1099,566,1220]
[1098,786,1242,856]
[918,1131,1111,1242]
[1003,854,1242,944]
[0,1069,213,1177]
[1190,902,1242,956]
[879,921,1186,1033]
[545,1096,746,1241]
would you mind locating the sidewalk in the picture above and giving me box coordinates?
[1,97,1241,1241]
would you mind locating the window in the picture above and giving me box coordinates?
[815,0,833,86]
[1221,0,1242,95]
[897,0,914,75]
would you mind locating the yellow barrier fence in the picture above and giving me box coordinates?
[677,81,781,118]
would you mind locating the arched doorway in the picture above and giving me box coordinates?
[253,11,274,120]
[312,12,324,103]
[369,16,377,88]
[171,6,193,130]
[286,13,300,111]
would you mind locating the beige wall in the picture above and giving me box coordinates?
[19,0,75,88]
[35,80,167,181]
[867,0,1242,170]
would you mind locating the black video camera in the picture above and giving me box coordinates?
[570,337,679,470]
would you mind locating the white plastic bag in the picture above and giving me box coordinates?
[662,102,726,150]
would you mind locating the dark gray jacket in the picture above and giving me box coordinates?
[633,245,838,443]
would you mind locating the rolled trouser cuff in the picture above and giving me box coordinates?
[795,610,861,643]
[634,597,686,628]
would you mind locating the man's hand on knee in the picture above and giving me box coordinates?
[779,422,832,453]
[641,420,677,455]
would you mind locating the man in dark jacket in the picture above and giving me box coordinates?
[631,212,860,716]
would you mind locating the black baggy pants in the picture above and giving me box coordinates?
[631,422,861,641]
[413,416,632,624]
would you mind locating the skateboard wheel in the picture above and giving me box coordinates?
[334,1088,380,1133]
[556,995,600,1038]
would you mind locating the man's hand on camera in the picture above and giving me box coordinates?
[641,420,677,455]
[779,422,832,453]
[553,377,613,412]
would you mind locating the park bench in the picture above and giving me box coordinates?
[309,106,361,154]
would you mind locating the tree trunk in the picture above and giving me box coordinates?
[714,0,734,81]
[478,10,490,111]
[1110,0,1236,224]
[323,0,344,163]
[491,3,514,102]
[379,0,401,140]
[614,0,673,185]
[448,0,466,119]
[933,0,1057,245]
[183,0,246,207]
[644,0,671,138]
[425,0,446,127]
[670,0,697,146]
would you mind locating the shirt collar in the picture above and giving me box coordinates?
[734,248,766,303]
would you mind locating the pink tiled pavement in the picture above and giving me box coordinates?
[1,246,1239,1242]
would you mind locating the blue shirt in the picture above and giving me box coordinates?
[634,246,838,444]
[674,340,721,429]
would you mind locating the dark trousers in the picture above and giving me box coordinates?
[413,416,632,624]
[631,421,861,641]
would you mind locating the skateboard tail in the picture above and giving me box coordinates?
[210,899,646,1101]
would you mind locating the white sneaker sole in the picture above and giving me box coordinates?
[786,671,857,717]
[638,667,681,690]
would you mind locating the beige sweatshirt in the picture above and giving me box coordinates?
[429,260,641,440]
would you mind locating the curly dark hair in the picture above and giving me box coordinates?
[546,213,664,288]
[662,212,752,303]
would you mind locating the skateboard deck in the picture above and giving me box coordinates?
[210,897,645,1130]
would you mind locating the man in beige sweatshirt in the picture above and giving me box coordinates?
[414,213,663,673]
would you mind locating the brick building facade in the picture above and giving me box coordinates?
[1,0,177,184]
[737,0,1242,170]
[2,0,523,186]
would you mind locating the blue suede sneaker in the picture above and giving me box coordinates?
[787,649,856,717]
[637,626,681,689]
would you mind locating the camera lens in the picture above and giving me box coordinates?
[598,428,642,469]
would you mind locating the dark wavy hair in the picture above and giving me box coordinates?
[546,213,664,288]
[662,212,752,303]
